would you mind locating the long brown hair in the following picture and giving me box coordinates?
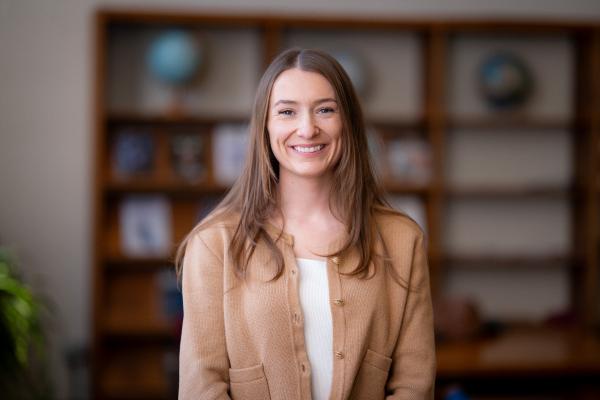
[175,47,403,282]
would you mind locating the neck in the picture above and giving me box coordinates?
[276,171,335,224]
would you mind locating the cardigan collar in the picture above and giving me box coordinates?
[263,220,349,255]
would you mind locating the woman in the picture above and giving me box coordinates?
[176,47,436,400]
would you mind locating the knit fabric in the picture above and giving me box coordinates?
[296,257,333,400]
[178,210,436,400]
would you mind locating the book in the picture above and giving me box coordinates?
[112,129,155,177]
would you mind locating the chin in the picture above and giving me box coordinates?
[294,168,332,179]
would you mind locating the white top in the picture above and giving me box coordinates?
[296,257,333,400]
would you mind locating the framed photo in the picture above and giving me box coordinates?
[119,195,172,257]
[212,123,249,186]
[169,132,205,183]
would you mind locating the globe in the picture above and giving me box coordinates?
[147,30,202,86]
[479,52,534,110]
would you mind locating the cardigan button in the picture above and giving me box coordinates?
[333,299,345,306]
[335,351,344,359]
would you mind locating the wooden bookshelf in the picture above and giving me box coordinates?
[92,10,600,399]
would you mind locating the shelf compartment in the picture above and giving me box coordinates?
[447,33,575,122]
[103,271,180,338]
[103,197,215,259]
[106,25,263,117]
[436,326,600,378]
[101,345,175,400]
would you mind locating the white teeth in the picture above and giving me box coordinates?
[293,144,324,153]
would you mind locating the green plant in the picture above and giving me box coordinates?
[0,248,54,399]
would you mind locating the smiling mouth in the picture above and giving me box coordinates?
[291,144,326,153]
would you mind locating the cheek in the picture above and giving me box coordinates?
[266,128,285,162]
[326,117,343,138]
[331,127,344,161]
[268,123,290,148]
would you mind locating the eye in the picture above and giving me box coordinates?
[278,109,294,116]
[318,107,335,114]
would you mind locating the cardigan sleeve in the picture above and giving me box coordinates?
[385,232,436,399]
[178,233,232,400]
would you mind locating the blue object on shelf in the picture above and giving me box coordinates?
[147,29,202,85]
[114,130,154,175]
[479,51,534,110]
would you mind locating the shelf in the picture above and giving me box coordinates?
[447,116,576,131]
[436,326,600,378]
[105,254,173,265]
[103,316,174,340]
[368,117,426,132]
[106,111,249,126]
[103,393,169,400]
[445,186,571,198]
[383,182,432,195]
[105,179,431,195]
[105,179,228,195]
[105,256,173,270]
[443,254,577,268]
[103,315,175,338]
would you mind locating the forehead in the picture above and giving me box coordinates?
[269,68,336,104]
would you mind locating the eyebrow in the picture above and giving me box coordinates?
[272,97,337,108]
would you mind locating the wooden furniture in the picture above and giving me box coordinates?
[92,10,600,399]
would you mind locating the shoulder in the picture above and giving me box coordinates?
[373,207,425,245]
[372,208,429,288]
[188,209,241,260]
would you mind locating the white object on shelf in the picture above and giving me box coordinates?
[119,195,172,257]
[212,123,249,186]
[386,137,432,184]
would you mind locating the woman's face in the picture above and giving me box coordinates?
[266,68,343,182]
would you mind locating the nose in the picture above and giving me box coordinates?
[296,112,318,139]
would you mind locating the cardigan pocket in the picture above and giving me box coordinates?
[229,363,271,400]
[349,349,393,400]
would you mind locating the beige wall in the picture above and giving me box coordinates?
[1,0,600,397]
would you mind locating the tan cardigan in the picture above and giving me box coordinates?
[178,211,436,399]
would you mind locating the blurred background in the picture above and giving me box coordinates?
[1,0,600,399]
